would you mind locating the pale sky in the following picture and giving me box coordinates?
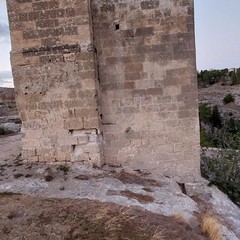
[0,0,12,87]
[0,0,240,87]
[195,0,240,70]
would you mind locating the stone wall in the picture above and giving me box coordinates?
[7,0,200,182]
[92,0,200,181]
[7,0,102,165]
[0,87,16,116]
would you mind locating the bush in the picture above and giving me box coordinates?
[57,164,69,175]
[201,150,240,206]
[223,94,235,104]
[231,72,238,85]
[197,69,228,87]
[200,121,240,150]
[199,103,211,123]
[210,105,222,129]
[200,130,214,148]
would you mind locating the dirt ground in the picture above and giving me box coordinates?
[0,193,205,240]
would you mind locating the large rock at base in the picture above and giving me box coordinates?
[1,122,21,133]
[185,182,240,240]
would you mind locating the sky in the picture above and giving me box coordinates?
[0,0,240,87]
[194,0,240,71]
[0,0,12,87]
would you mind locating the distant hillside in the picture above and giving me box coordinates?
[198,82,240,149]
[199,82,240,120]
[198,68,240,87]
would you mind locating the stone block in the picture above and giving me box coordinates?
[125,63,143,73]
[83,117,99,129]
[146,88,163,96]
[141,1,160,10]
[28,156,39,162]
[178,110,198,119]
[75,108,97,118]
[63,53,76,62]
[135,27,154,36]
[64,119,84,130]
[32,2,49,11]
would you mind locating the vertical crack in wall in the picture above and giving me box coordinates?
[88,0,105,165]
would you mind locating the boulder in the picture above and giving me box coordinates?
[1,122,21,133]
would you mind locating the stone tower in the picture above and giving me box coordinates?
[7,0,200,182]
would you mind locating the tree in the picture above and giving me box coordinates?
[231,71,238,85]
[237,68,240,83]
[199,103,211,123]
[198,69,228,87]
[210,105,222,129]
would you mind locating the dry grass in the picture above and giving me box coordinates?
[0,194,207,240]
[95,206,136,233]
[96,206,166,239]
[171,213,186,223]
[151,228,165,240]
[201,213,223,240]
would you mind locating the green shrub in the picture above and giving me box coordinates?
[201,150,240,206]
[200,123,240,150]
[199,103,211,123]
[57,164,69,175]
[200,130,214,148]
[197,69,228,87]
[223,94,235,104]
[210,105,222,129]
[231,72,238,85]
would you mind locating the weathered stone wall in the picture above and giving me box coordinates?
[7,0,200,181]
[7,0,102,165]
[92,0,200,181]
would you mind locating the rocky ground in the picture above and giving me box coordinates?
[0,134,239,240]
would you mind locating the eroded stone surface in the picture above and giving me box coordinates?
[185,183,240,240]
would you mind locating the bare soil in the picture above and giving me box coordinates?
[0,193,205,240]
